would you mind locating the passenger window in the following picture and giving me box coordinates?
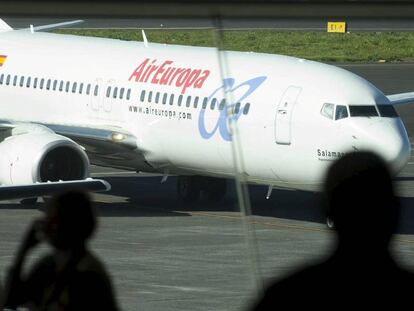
[40,78,45,89]
[106,86,112,98]
[79,83,84,94]
[186,96,191,108]
[33,77,38,89]
[155,92,160,104]
[13,75,17,86]
[335,105,349,120]
[147,91,152,103]
[113,87,118,99]
[235,102,241,114]
[94,85,99,96]
[321,103,335,119]
[26,77,31,88]
[53,80,58,91]
[243,103,251,115]
[65,81,70,92]
[120,88,125,100]
[72,82,77,93]
[46,79,51,90]
[126,88,131,100]
[219,99,226,110]
[162,93,167,105]
[59,81,64,92]
[140,90,145,102]
[202,97,208,109]
[169,94,174,105]
[0,74,4,85]
[86,84,91,95]
[210,98,217,110]
[6,74,10,86]
[19,76,24,87]
[178,95,183,106]
[194,96,199,108]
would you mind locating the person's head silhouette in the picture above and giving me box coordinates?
[44,191,97,250]
[324,151,399,255]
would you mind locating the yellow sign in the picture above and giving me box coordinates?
[327,22,347,33]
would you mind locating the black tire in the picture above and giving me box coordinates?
[20,197,38,205]
[177,176,200,203]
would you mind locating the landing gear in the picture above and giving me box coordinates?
[177,176,227,203]
[177,176,201,203]
[326,217,335,230]
[20,197,38,205]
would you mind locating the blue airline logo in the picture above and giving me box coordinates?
[198,76,267,141]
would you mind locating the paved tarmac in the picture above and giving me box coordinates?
[4,17,414,31]
[0,36,414,310]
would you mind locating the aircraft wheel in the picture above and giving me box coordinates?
[20,197,38,205]
[177,176,200,203]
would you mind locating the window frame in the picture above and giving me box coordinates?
[321,103,335,120]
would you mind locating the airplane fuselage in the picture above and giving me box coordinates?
[0,30,410,191]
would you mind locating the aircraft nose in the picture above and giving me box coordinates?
[368,120,410,175]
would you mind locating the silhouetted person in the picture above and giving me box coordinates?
[251,151,414,309]
[2,191,119,311]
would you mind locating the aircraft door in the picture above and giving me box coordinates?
[90,78,102,112]
[275,86,302,145]
[103,79,115,113]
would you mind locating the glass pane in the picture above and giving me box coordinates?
[321,103,334,119]
[349,105,378,117]
[335,105,349,120]
[378,105,399,118]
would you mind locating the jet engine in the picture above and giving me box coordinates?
[0,132,89,185]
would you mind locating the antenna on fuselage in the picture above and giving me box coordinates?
[142,29,149,48]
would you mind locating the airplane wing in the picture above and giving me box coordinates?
[43,123,153,170]
[44,123,138,153]
[0,18,83,33]
[25,20,84,32]
[0,179,110,201]
[387,92,414,105]
[0,120,151,170]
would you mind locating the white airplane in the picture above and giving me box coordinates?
[0,19,412,203]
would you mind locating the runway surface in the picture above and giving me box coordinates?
[4,17,414,31]
[0,27,414,310]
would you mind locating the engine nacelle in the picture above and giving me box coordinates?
[0,132,89,185]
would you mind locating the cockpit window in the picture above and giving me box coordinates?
[377,105,399,118]
[335,105,349,120]
[321,103,334,119]
[349,106,378,117]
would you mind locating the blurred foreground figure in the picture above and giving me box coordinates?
[251,151,414,309]
[3,191,119,311]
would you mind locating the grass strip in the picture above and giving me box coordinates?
[55,29,414,63]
